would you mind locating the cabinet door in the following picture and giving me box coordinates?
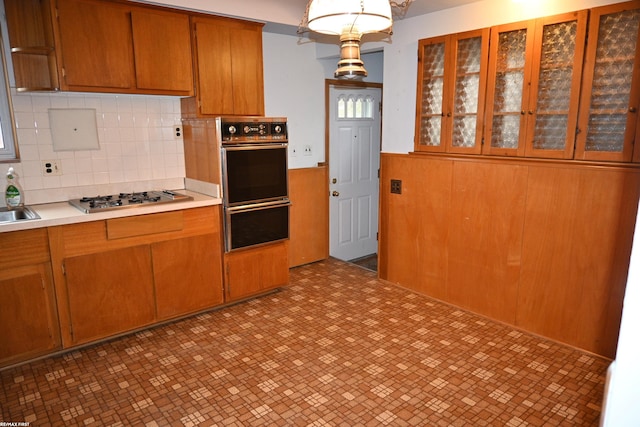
[448,29,489,154]
[193,17,233,115]
[131,8,194,95]
[192,17,264,116]
[0,264,59,365]
[415,36,448,152]
[485,13,586,159]
[575,1,640,162]
[153,234,224,320]
[484,21,535,156]
[64,245,155,345]
[231,23,265,116]
[524,12,587,159]
[56,0,136,90]
[225,242,288,302]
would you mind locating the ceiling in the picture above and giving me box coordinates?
[140,0,484,35]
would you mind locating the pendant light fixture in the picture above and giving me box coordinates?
[300,0,411,79]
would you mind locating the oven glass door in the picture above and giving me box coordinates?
[226,203,289,251]
[222,144,288,206]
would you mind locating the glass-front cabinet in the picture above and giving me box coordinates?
[414,0,640,163]
[414,29,489,154]
[575,2,640,162]
[484,12,587,159]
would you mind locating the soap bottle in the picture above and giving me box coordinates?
[5,167,22,209]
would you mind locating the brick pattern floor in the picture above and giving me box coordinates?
[0,258,609,426]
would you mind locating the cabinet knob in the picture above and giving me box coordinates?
[521,111,526,115]
[630,107,638,113]
[528,110,534,115]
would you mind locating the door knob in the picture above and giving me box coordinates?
[332,191,340,197]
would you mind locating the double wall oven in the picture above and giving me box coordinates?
[219,117,289,252]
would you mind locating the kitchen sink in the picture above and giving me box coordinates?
[0,206,40,223]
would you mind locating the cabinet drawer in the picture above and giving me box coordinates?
[106,211,184,240]
[0,228,50,269]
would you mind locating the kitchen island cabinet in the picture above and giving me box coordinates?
[49,206,224,348]
[0,228,60,367]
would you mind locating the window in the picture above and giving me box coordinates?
[337,94,375,119]
[0,25,18,162]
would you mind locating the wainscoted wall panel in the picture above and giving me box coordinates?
[379,152,640,358]
[289,166,328,267]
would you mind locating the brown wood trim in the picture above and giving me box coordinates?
[406,151,640,172]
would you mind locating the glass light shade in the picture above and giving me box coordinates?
[308,0,392,35]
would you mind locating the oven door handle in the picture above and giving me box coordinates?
[227,200,291,213]
[222,143,288,151]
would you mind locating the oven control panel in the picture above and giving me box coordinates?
[220,118,287,142]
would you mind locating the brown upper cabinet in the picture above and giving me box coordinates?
[414,29,489,154]
[575,1,640,162]
[5,0,194,96]
[415,1,640,163]
[184,16,265,117]
[484,11,587,159]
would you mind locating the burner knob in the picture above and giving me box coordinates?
[228,125,237,134]
[274,125,282,134]
[244,125,251,134]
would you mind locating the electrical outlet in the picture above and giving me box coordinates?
[303,145,312,156]
[174,125,182,138]
[390,179,402,194]
[290,146,297,157]
[43,160,62,176]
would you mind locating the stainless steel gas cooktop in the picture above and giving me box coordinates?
[68,190,193,213]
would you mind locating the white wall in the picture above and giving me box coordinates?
[600,202,640,427]
[263,32,384,169]
[262,32,326,169]
[381,0,626,153]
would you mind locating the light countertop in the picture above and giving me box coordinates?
[0,190,222,233]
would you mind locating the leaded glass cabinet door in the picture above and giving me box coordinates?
[524,11,587,159]
[447,29,489,154]
[484,21,535,156]
[414,30,488,154]
[415,36,449,152]
[575,1,640,162]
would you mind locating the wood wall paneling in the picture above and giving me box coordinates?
[289,166,329,267]
[518,166,640,357]
[448,161,527,323]
[379,153,640,358]
[379,154,451,299]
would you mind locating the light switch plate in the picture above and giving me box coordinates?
[49,108,100,151]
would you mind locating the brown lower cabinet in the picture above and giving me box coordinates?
[64,245,156,345]
[225,241,289,302]
[379,153,640,359]
[49,206,225,348]
[0,228,60,367]
[1,205,292,368]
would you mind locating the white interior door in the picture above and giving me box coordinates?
[329,86,381,261]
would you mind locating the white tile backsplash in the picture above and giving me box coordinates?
[2,90,186,206]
